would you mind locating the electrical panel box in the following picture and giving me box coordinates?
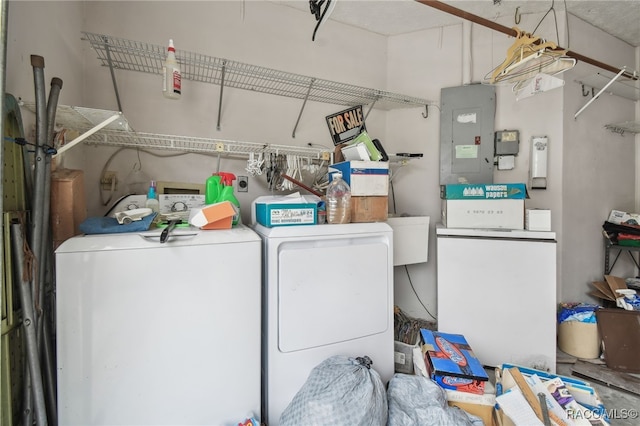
[440,85,496,185]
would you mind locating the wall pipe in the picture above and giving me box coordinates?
[415,0,638,81]
[462,20,472,85]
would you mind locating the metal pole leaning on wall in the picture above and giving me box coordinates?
[30,54,47,307]
[0,2,6,421]
[21,53,49,426]
[39,76,63,426]
[11,223,49,426]
[26,54,60,426]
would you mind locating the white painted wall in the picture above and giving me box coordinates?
[5,1,637,321]
[561,15,638,302]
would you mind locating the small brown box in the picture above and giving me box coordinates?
[351,196,388,223]
[50,169,87,247]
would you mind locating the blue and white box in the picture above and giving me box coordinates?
[252,193,320,227]
[329,161,389,196]
[441,183,527,200]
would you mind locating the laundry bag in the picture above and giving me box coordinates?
[279,355,387,426]
[387,373,476,426]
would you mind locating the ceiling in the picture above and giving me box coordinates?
[275,0,640,47]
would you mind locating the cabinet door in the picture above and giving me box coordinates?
[437,235,557,372]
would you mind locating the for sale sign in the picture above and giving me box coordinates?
[325,105,366,146]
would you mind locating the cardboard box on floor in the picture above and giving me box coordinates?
[446,382,496,426]
[589,275,628,302]
[494,364,608,426]
[51,168,87,248]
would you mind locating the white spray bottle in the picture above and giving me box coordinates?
[163,39,181,99]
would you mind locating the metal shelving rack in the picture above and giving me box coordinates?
[21,32,433,161]
[81,129,332,158]
[21,101,330,159]
[81,31,432,137]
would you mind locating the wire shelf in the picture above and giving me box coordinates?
[20,103,330,159]
[82,129,329,158]
[605,121,640,135]
[576,72,640,101]
[82,31,432,110]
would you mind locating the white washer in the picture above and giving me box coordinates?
[55,225,262,425]
[252,223,394,426]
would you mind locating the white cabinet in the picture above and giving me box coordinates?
[436,226,557,373]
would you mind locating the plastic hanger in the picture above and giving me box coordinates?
[489,27,574,84]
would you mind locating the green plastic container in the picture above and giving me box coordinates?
[205,174,222,205]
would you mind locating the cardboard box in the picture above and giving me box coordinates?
[451,400,495,426]
[188,201,236,229]
[252,193,319,227]
[329,161,389,196]
[258,203,316,227]
[442,199,524,230]
[420,329,489,386]
[351,196,387,223]
[441,183,527,200]
[446,382,496,426]
[50,168,86,247]
[496,363,608,417]
[526,208,551,231]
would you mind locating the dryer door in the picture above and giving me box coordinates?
[277,234,390,352]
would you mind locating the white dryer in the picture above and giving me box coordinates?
[252,223,394,426]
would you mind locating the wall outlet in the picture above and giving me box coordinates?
[237,176,249,192]
[101,171,117,190]
[215,142,225,152]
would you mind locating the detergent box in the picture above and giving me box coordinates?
[420,329,489,393]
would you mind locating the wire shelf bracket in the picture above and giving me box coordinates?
[574,68,627,119]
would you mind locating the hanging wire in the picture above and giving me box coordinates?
[405,265,437,322]
[563,0,570,48]
[388,179,436,322]
[532,0,560,45]
[394,305,436,344]
[309,0,336,41]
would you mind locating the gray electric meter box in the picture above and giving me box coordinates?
[495,130,520,156]
[439,85,496,185]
